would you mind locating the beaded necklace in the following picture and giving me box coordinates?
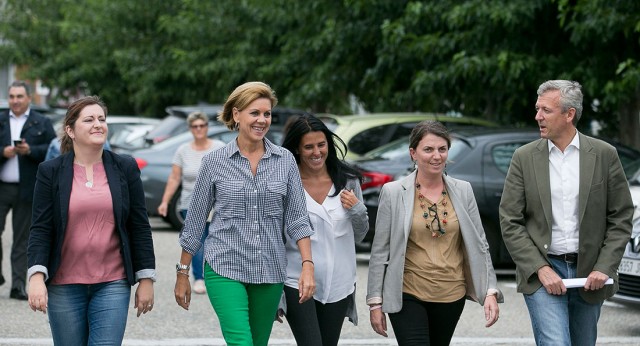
[415,182,448,238]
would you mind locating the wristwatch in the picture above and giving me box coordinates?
[176,263,190,272]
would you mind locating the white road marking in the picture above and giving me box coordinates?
[2,337,640,345]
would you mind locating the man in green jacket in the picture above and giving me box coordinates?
[499,80,633,346]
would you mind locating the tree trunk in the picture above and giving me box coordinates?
[618,94,640,151]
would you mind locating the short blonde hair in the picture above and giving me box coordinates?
[217,81,278,130]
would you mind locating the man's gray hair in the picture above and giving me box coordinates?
[537,80,583,125]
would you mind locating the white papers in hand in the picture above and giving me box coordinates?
[562,278,614,289]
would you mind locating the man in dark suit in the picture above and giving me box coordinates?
[0,81,56,300]
[499,80,633,345]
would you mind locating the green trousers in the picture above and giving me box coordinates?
[204,264,284,346]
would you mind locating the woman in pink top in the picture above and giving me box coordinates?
[27,96,156,345]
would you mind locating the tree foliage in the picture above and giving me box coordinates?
[0,0,639,148]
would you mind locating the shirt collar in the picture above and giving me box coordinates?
[9,108,31,119]
[548,130,580,153]
[224,136,283,158]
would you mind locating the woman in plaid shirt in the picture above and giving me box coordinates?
[174,82,315,346]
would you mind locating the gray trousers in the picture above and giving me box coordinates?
[0,182,33,292]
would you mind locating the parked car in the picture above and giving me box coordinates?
[144,104,303,145]
[109,123,158,153]
[133,125,284,229]
[614,158,640,305]
[320,113,499,160]
[352,128,640,266]
[104,115,159,140]
[144,104,223,145]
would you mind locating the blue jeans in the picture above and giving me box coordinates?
[47,279,131,345]
[180,209,209,280]
[523,257,602,346]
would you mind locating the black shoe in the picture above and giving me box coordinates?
[10,288,27,301]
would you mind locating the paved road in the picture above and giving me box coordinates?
[1,216,639,345]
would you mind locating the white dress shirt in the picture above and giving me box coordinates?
[0,110,30,183]
[548,133,580,255]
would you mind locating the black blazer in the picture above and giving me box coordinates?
[0,110,56,201]
[27,150,156,286]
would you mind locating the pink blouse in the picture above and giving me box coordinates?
[51,163,126,284]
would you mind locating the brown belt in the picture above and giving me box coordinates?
[548,253,578,263]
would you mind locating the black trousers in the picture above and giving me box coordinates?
[283,285,350,346]
[0,182,32,291]
[388,293,466,346]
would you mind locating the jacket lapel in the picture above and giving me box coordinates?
[59,153,74,233]
[20,116,38,135]
[401,171,416,240]
[103,152,122,226]
[532,139,553,232]
[577,133,596,223]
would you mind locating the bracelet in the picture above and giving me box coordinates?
[177,270,189,277]
[302,259,314,266]
[369,304,382,311]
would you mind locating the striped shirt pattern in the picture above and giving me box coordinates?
[179,138,314,284]
[172,140,224,210]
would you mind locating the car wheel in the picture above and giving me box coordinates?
[164,187,184,230]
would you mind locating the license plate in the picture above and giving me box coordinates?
[618,258,640,276]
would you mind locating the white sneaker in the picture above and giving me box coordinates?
[193,279,206,294]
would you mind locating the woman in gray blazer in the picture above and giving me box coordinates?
[366,121,503,345]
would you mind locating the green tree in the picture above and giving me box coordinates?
[556,0,640,148]
[1,0,639,149]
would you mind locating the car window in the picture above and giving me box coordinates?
[146,115,185,143]
[390,122,419,143]
[620,153,640,179]
[491,142,526,174]
[365,137,409,160]
[448,138,471,164]
[627,159,640,183]
[349,125,391,155]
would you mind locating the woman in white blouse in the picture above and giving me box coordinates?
[279,113,369,346]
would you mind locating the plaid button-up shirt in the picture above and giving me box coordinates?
[179,138,313,284]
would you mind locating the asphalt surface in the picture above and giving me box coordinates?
[1,216,639,345]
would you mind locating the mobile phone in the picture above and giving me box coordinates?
[13,139,23,146]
